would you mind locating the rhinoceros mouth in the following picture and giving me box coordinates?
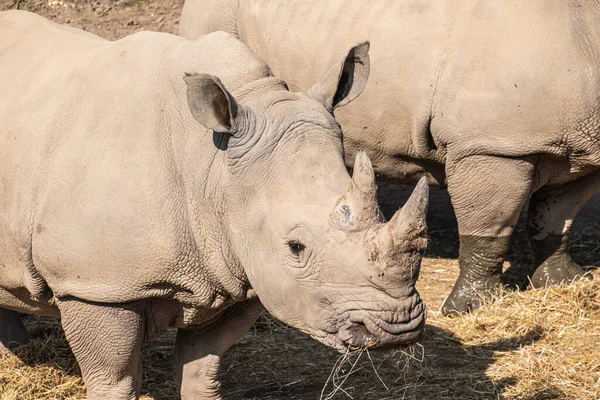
[301,293,426,353]
[335,301,426,351]
[337,322,379,349]
[305,311,425,353]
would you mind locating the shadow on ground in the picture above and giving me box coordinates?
[17,315,550,400]
[217,320,548,400]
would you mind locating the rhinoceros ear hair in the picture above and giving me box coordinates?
[184,73,238,135]
[307,41,370,112]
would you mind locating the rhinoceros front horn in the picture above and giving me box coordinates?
[387,177,429,242]
[330,151,379,229]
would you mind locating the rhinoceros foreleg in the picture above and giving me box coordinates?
[174,299,264,400]
[528,169,600,287]
[442,155,535,315]
[0,308,29,351]
[58,299,145,400]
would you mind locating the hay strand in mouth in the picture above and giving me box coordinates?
[321,347,365,400]
[366,348,389,390]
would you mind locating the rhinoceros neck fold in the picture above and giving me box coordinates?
[231,76,289,104]
[166,113,252,308]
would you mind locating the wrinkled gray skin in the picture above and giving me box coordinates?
[179,0,600,315]
[0,10,429,400]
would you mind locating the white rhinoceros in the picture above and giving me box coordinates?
[0,10,430,400]
[179,0,600,315]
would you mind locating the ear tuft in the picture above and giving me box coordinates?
[184,73,238,134]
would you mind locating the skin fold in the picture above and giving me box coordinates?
[0,10,430,399]
[179,0,600,314]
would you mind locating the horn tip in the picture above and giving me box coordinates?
[355,150,369,162]
[415,176,429,194]
[415,177,430,215]
[354,151,373,171]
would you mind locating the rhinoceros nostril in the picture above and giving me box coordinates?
[340,322,378,349]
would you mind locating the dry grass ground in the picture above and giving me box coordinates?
[1,272,599,399]
[1,1,600,398]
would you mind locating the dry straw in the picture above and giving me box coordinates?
[1,277,598,399]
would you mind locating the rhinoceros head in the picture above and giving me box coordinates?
[184,42,428,351]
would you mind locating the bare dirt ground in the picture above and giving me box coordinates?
[1,1,600,399]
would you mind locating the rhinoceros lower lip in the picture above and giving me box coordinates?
[339,322,379,349]
[370,317,426,350]
[338,311,426,350]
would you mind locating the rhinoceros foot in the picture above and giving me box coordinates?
[441,235,508,316]
[531,259,592,289]
[0,308,29,351]
[441,276,502,317]
[530,234,593,289]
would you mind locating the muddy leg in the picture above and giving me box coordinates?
[175,299,264,400]
[0,308,29,351]
[442,155,535,316]
[58,299,145,400]
[528,170,600,287]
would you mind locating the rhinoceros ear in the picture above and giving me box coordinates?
[308,41,370,112]
[184,73,238,134]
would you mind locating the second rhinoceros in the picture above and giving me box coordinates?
[179,0,600,315]
[0,10,429,400]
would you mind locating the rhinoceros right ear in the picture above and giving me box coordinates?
[184,73,238,134]
[307,41,370,112]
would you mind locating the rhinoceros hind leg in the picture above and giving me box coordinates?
[0,308,29,351]
[58,299,145,400]
[442,155,535,316]
[528,171,600,288]
[175,299,264,400]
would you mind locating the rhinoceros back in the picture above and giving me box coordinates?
[0,10,270,306]
[180,0,600,182]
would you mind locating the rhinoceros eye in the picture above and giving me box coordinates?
[288,240,305,255]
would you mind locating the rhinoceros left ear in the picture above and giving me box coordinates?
[184,73,238,134]
[307,41,370,112]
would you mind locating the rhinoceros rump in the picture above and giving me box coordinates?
[0,10,428,400]
[179,0,600,315]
